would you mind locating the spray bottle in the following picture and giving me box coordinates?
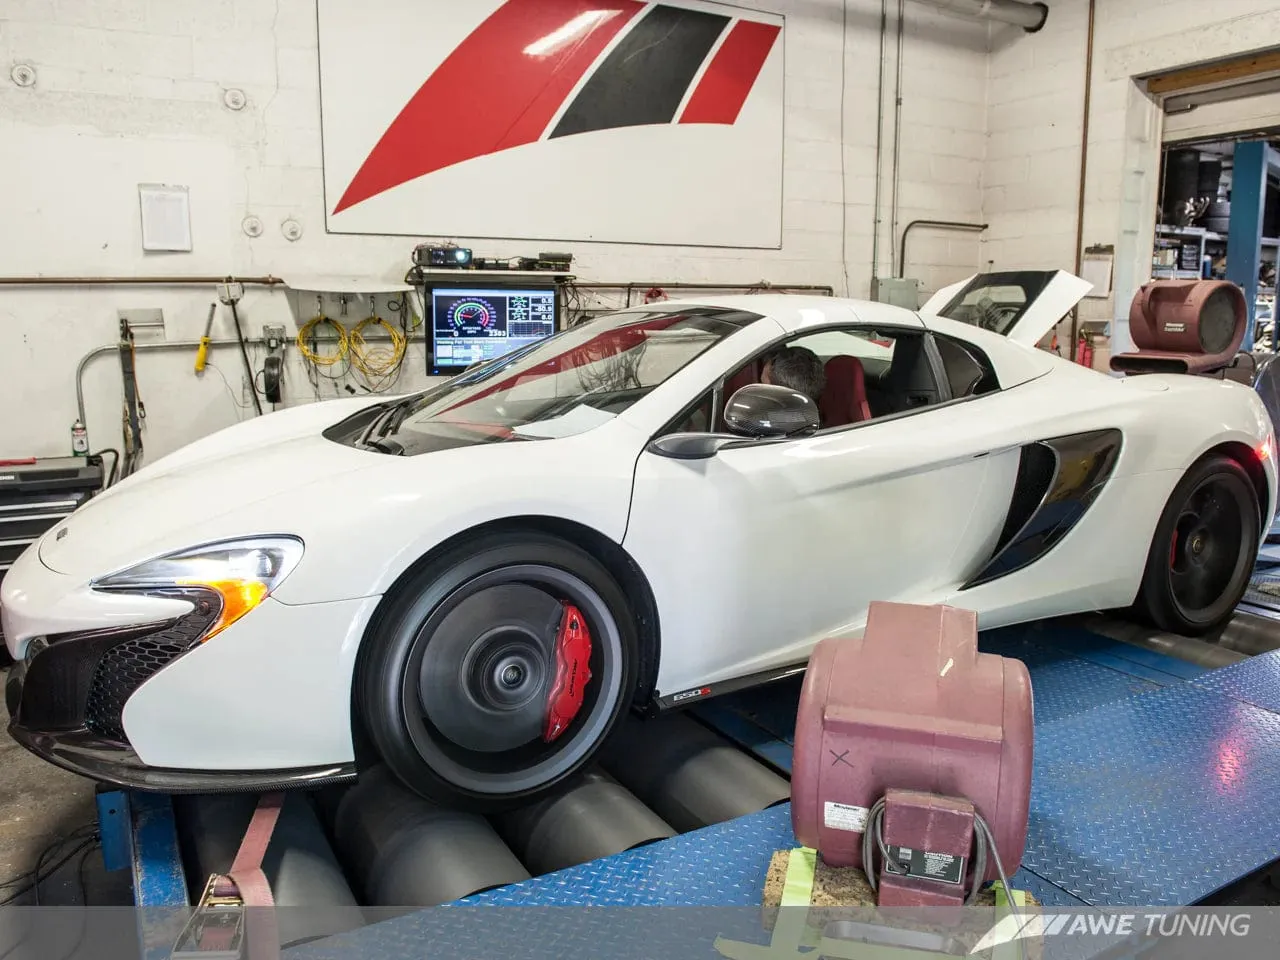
[71,419,89,457]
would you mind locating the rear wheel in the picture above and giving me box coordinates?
[356,532,637,810]
[1135,455,1259,635]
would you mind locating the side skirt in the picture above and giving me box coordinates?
[647,661,808,714]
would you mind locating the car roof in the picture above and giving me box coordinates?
[645,292,1056,390]
[642,294,926,333]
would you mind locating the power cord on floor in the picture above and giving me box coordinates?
[0,830,99,960]
[0,823,100,907]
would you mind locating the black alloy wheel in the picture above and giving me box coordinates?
[357,532,638,809]
[1136,455,1260,636]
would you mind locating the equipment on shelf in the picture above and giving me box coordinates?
[428,282,558,375]
[413,244,473,269]
[409,247,573,276]
[527,252,573,272]
[791,601,1033,908]
[0,456,106,651]
[1110,279,1247,376]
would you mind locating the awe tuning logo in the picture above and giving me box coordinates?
[334,0,781,214]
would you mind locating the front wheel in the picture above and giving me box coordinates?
[356,532,637,810]
[1134,455,1260,636]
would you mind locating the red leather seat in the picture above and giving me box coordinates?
[820,356,871,427]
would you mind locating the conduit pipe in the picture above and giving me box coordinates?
[1070,0,1097,361]
[74,332,404,427]
[897,220,988,279]
[0,275,284,287]
[912,0,1047,31]
[77,338,242,428]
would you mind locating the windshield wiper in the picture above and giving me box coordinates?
[358,397,417,448]
[364,436,405,455]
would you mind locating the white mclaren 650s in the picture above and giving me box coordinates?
[3,271,1275,808]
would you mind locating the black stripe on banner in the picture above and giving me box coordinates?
[550,5,730,139]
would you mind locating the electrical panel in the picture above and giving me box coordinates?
[871,277,921,310]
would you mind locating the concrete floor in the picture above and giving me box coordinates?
[0,663,129,905]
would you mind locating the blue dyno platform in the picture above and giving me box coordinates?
[453,620,1280,912]
[129,619,1280,959]
[285,621,1280,960]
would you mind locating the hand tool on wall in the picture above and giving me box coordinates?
[195,302,216,374]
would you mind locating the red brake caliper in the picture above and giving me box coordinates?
[543,604,593,743]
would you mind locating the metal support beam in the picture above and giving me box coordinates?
[1226,141,1280,350]
[126,792,189,960]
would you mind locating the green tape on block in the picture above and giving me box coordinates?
[779,847,817,908]
[774,847,818,948]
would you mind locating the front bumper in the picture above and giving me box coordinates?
[5,651,355,793]
[5,543,378,782]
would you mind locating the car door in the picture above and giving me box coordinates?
[622,326,1025,703]
[920,270,1093,345]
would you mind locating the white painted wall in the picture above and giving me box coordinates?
[0,1,989,461]
[983,0,1280,348]
[1163,89,1280,145]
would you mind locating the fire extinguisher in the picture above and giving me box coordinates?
[1076,333,1094,369]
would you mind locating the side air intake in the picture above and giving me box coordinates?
[962,430,1122,589]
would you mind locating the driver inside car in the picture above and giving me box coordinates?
[761,345,826,405]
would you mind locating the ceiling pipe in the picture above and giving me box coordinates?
[912,0,1048,32]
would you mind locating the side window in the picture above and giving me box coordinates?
[789,327,943,425]
[657,325,980,438]
[933,334,999,399]
[672,391,714,434]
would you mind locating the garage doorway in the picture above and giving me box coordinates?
[1151,67,1280,353]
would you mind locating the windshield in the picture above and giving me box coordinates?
[937,271,1055,335]
[368,306,762,455]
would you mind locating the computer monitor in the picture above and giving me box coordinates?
[429,284,559,375]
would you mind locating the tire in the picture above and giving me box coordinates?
[1134,455,1260,636]
[356,531,638,810]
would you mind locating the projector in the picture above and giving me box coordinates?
[412,244,473,269]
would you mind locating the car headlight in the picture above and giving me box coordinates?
[91,536,303,642]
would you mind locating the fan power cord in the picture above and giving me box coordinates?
[862,797,1023,951]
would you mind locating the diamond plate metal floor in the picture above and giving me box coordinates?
[693,623,1280,909]
[376,620,1279,915]
[1193,648,1280,714]
[1244,515,1280,611]
[411,620,1279,916]
[1022,684,1280,905]
[287,623,1280,960]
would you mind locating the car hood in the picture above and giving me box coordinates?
[38,400,387,580]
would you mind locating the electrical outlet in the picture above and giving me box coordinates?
[263,324,286,352]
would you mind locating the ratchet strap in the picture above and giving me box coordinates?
[174,791,285,959]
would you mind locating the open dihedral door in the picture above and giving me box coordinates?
[920,270,1094,346]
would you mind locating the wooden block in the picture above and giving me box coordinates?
[761,849,1043,960]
